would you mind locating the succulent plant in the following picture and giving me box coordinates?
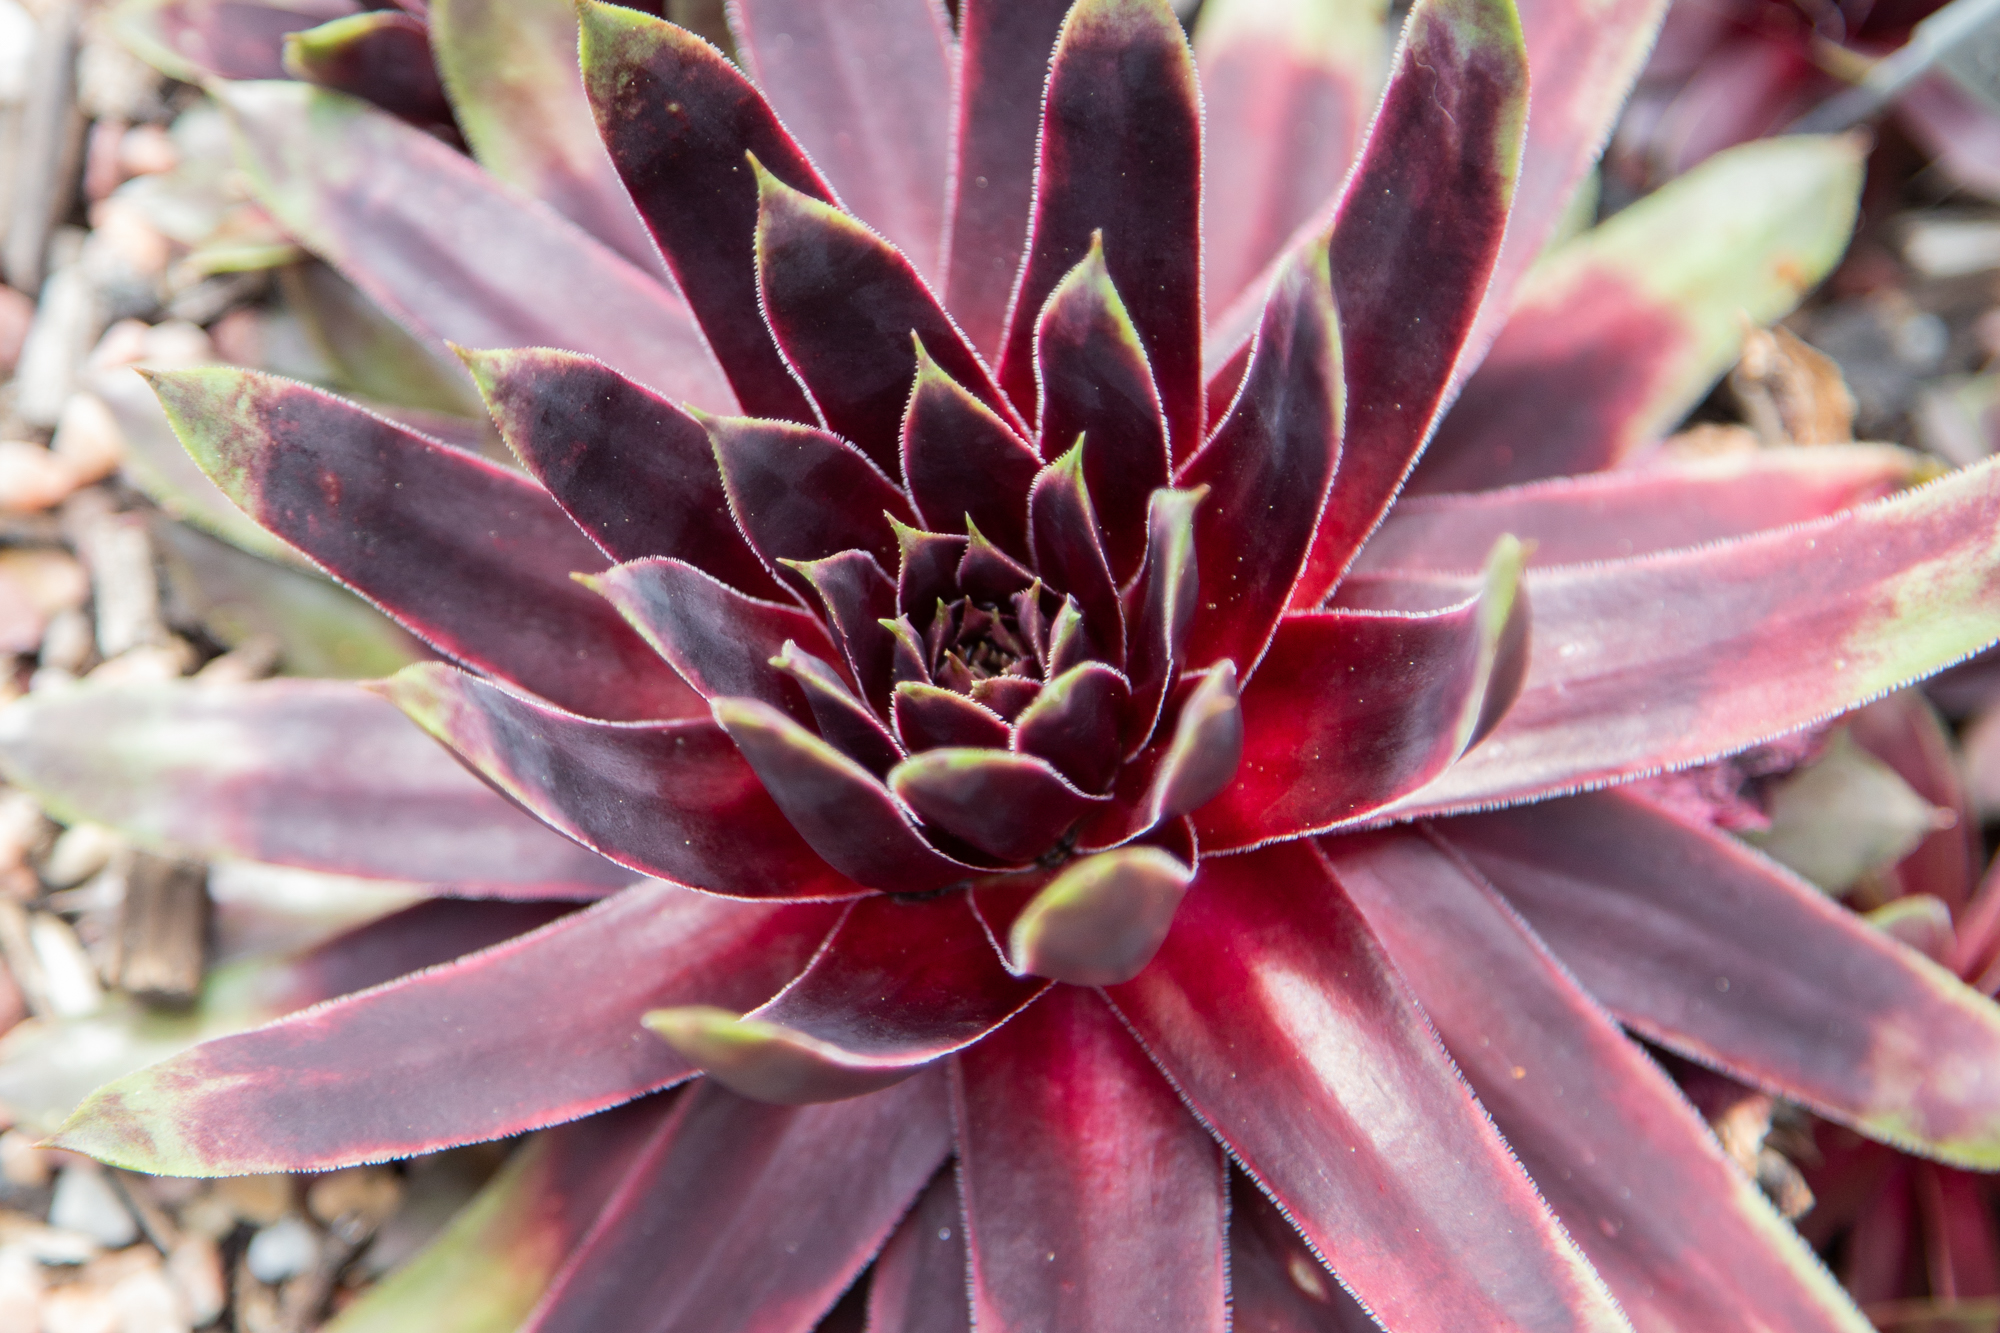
[14,0,2000,1328]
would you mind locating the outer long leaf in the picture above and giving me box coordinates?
[1379,460,2000,820]
[218,81,731,412]
[1289,0,1528,605]
[1440,790,2000,1169]
[997,0,1204,458]
[954,986,1227,1332]
[1330,829,1873,1333]
[524,1074,951,1333]
[429,0,670,276]
[50,885,839,1174]
[115,0,355,83]
[1194,0,1388,321]
[151,366,701,723]
[866,1169,971,1333]
[943,0,1076,357]
[0,679,630,898]
[321,1097,678,1333]
[731,0,955,282]
[1354,445,1927,574]
[386,664,871,902]
[1416,136,1865,491]
[1107,843,1629,1333]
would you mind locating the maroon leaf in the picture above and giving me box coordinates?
[785,550,901,715]
[902,344,1044,558]
[1013,663,1130,793]
[889,749,1105,865]
[52,885,839,1173]
[755,166,1022,478]
[1004,847,1194,985]
[119,0,358,82]
[283,12,454,135]
[577,0,830,421]
[867,1170,971,1333]
[0,679,631,898]
[1106,843,1628,1332]
[772,642,905,777]
[954,987,1227,1332]
[1355,445,1928,576]
[1028,446,1124,668]
[524,1074,951,1333]
[151,367,701,722]
[731,0,955,282]
[1378,462,2000,821]
[943,0,1075,357]
[461,347,784,599]
[1034,235,1171,580]
[1331,828,1875,1333]
[588,557,838,724]
[1226,1173,1382,1333]
[1199,541,1524,849]
[274,900,585,1014]
[219,81,732,412]
[997,0,1203,458]
[649,892,1045,1103]
[1178,247,1343,676]
[1287,0,1529,607]
[894,522,970,618]
[705,414,914,581]
[1441,790,2000,1169]
[712,698,978,892]
[895,682,1013,752]
[959,522,1037,605]
[385,664,869,901]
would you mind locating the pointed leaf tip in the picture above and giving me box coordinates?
[642,1005,921,1104]
[1008,847,1194,985]
[1146,662,1244,824]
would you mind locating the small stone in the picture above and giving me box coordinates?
[48,1165,137,1249]
[30,913,103,1018]
[244,1217,317,1285]
[117,125,178,180]
[84,640,194,685]
[42,824,123,891]
[0,1128,52,1188]
[0,1247,41,1329]
[164,1235,223,1326]
[0,548,88,615]
[213,1175,291,1228]
[51,393,126,485]
[109,1262,188,1333]
[0,441,83,513]
[40,607,95,673]
[40,1284,117,1333]
[306,1167,401,1232]
[0,284,32,374]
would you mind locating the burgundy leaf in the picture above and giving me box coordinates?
[895,683,1014,752]
[218,81,732,412]
[867,1170,971,1333]
[1226,1173,1382,1333]
[1004,847,1194,985]
[784,550,901,714]
[283,12,454,134]
[705,414,914,581]
[1013,663,1130,793]
[772,642,905,777]
[894,522,970,618]
[51,885,838,1173]
[997,0,1203,457]
[274,900,585,1015]
[1034,235,1171,579]
[889,749,1105,865]
[712,698,978,892]
[524,1074,951,1333]
[1331,828,1874,1333]
[1195,0,1384,322]
[902,344,1044,557]
[1378,462,2000,821]
[1356,445,1927,575]
[0,679,631,898]
[943,0,1075,357]
[577,0,831,421]
[1199,541,1525,850]
[1441,789,2000,1169]
[120,0,358,82]
[1124,488,1203,746]
[589,557,838,724]
[1287,0,1529,607]
[755,166,1022,480]
[1177,247,1342,676]
[649,892,1046,1103]
[959,521,1038,605]
[1106,843,1628,1332]
[150,367,700,722]
[462,347,784,599]
[1028,446,1124,668]
[385,664,868,901]
[954,987,1227,1332]
[731,0,955,282]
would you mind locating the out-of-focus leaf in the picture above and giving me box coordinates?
[1742,730,1952,894]
[114,0,356,83]
[282,11,456,134]
[278,262,483,418]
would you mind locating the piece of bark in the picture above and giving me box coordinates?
[3,6,84,295]
[116,852,207,1006]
